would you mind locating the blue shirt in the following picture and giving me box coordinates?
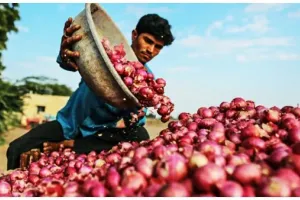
[55,55,151,139]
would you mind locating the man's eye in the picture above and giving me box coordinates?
[145,38,153,44]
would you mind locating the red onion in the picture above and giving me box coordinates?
[268,149,289,166]
[155,153,188,182]
[282,118,300,130]
[220,102,230,111]
[259,177,291,197]
[133,147,148,161]
[123,76,133,86]
[242,137,266,151]
[114,63,125,75]
[181,178,193,194]
[155,78,166,88]
[0,181,12,196]
[198,108,213,118]
[193,163,226,192]
[157,183,190,197]
[275,168,300,190]
[292,107,300,118]
[143,184,162,197]
[90,183,107,197]
[264,109,281,123]
[106,153,121,164]
[152,146,168,159]
[178,144,193,158]
[217,180,243,197]
[246,100,255,109]
[226,110,236,118]
[186,122,198,131]
[232,163,261,185]
[227,153,249,166]
[208,131,225,144]
[215,113,225,122]
[243,185,256,197]
[241,124,260,138]
[83,180,101,194]
[198,118,217,128]
[178,112,191,122]
[135,158,153,178]
[230,97,247,110]
[214,155,226,167]
[197,140,222,159]
[39,167,51,178]
[121,172,147,192]
[288,128,300,143]
[112,187,134,197]
[281,106,294,113]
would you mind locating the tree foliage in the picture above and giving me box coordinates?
[0,3,22,135]
[16,76,73,96]
[0,4,73,137]
[0,3,20,73]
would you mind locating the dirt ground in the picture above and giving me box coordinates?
[0,119,167,173]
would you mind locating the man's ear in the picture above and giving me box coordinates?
[132,29,138,41]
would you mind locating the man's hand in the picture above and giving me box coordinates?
[116,118,126,128]
[116,107,146,128]
[60,17,82,71]
[43,142,65,154]
[20,149,41,170]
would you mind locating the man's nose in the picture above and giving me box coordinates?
[146,45,155,54]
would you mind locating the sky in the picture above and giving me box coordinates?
[2,3,300,117]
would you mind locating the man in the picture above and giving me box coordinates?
[6,13,175,170]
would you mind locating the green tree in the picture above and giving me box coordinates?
[0,3,22,137]
[16,76,73,96]
[0,3,20,73]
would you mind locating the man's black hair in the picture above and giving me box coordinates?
[135,14,175,46]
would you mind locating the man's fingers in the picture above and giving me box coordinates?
[43,147,50,153]
[65,24,81,36]
[66,50,80,58]
[61,35,82,48]
[71,35,82,43]
[28,154,33,165]
[58,144,65,152]
[31,150,41,162]
[67,61,79,71]
[20,153,29,170]
[64,17,73,32]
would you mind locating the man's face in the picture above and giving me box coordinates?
[131,30,164,64]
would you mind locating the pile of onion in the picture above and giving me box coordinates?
[1,97,300,197]
[101,38,174,123]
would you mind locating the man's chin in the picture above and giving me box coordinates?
[137,57,147,64]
